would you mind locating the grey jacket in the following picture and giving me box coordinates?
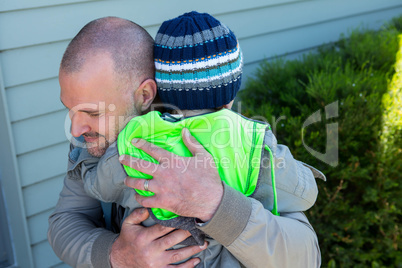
[48,131,324,267]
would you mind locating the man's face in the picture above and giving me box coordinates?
[60,52,138,157]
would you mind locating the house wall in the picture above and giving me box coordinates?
[0,0,401,267]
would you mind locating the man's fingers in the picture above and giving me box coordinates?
[123,207,149,225]
[125,177,157,193]
[181,128,206,156]
[125,208,177,240]
[145,221,177,241]
[166,242,207,266]
[169,258,201,268]
[119,155,159,175]
[135,192,161,209]
[157,229,195,251]
[132,138,173,163]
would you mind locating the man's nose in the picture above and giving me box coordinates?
[70,112,91,137]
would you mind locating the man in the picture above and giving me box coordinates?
[48,16,321,267]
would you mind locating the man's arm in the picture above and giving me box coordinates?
[48,175,118,267]
[121,128,321,267]
[198,183,321,267]
[48,146,206,268]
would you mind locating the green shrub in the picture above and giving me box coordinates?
[239,17,402,267]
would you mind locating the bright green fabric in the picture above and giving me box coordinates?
[117,109,267,220]
[264,145,279,216]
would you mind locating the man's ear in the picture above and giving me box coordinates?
[134,79,157,112]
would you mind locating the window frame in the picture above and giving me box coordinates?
[0,65,34,268]
[0,181,14,268]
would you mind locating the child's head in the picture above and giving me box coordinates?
[154,11,243,111]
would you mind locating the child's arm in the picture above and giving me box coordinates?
[257,129,325,213]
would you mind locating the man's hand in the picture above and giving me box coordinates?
[119,128,223,222]
[110,208,207,268]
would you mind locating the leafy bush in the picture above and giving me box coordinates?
[239,16,402,268]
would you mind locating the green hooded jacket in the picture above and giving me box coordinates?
[117,109,279,222]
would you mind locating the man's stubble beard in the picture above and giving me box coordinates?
[86,101,139,157]
[85,134,110,158]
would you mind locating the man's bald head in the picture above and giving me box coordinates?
[60,16,154,85]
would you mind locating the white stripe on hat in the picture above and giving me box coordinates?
[155,46,241,73]
[155,63,242,88]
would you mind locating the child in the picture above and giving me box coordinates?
[80,11,325,266]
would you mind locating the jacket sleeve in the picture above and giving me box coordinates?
[198,183,321,268]
[256,128,325,213]
[47,171,118,268]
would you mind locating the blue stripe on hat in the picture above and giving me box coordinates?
[158,76,242,110]
[155,54,242,82]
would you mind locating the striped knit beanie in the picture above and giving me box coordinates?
[154,11,243,110]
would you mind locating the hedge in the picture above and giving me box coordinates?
[239,16,402,268]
